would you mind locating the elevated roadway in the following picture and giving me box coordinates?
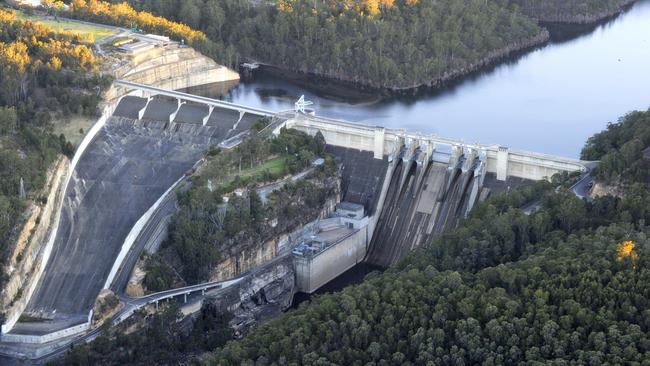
[114,79,275,118]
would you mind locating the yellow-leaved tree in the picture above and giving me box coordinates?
[616,240,639,268]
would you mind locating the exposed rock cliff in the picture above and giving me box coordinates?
[209,188,340,283]
[207,255,295,338]
[105,43,239,102]
[0,158,70,328]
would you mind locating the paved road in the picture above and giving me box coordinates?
[257,167,315,203]
[110,184,180,294]
[571,161,598,200]
[522,161,598,215]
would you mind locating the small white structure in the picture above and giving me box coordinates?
[295,95,314,115]
[119,41,154,55]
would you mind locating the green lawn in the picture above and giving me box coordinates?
[238,156,288,179]
[14,10,117,42]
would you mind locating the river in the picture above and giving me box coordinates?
[207,0,650,159]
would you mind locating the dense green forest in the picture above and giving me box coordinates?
[52,109,650,365]
[0,8,108,294]
[99,0,541,90]
[145,128,337,289]
[510,0,633,22]
[581,109,650,184]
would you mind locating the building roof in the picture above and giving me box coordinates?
[337,202,364,212]
[119,40,154,53]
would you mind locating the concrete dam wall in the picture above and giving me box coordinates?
[8,96,265,338]
[286,145,485,290]
[282,113,586,271]
[365,148,483,267]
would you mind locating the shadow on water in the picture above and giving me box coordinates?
[291,263,383,309]
[543,1,638,44]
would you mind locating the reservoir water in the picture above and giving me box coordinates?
[216,0,650,158]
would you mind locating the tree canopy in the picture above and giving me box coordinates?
[581,109,650,184]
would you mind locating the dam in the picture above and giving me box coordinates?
[0,81,586,349]
[1,91,269,344]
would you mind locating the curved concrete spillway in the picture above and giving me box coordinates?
[15,96,262,335]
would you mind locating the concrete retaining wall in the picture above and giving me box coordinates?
[2,319,90,345]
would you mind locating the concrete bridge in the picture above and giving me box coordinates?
[114,79,275,126]
[114,277,244,325]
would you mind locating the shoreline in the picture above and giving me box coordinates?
[245,31,551,99]
[240,1,636,100]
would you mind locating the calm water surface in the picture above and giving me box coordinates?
[220,0,650,158]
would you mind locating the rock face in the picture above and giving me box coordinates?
[210,191,340,283]
[590,182,624,198]
[0,158,70,331]
[106,44,240,102]
[207,255,295,338]
[212,239,278,283]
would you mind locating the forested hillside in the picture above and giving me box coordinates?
[581,110,650,184]
[0,8,108,293]
[106,0,543,90]
[105,0,634,90]
[510,0,634,23]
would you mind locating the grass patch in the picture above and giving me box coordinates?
[52,115,94,148]
[14,11,117,42]
[238,156,288,179]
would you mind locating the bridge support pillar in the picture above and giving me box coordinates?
[184,294,187,303]
[137,96,153,120]
[201,289,205,296]
[169,99,186,123]
[496,146,509,181]
[203,106,214,126]
[155,300,159,310]
[373,128,385,159]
